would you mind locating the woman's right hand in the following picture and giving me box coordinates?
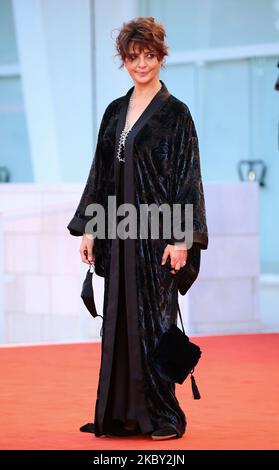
[80,234,95,265]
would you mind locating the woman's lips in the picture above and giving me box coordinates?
[137,71,148,76]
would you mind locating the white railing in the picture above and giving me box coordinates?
[166,43,279,66]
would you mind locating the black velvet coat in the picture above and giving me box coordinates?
[67,80,208,438]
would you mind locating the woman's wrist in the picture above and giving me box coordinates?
[84,233,95,242]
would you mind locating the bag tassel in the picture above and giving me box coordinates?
[190,372,201,400]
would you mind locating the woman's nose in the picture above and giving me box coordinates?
[138,55,147,66]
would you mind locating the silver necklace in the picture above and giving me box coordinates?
[124,91,135,131]
[116,84,161,163]
[116,93,134,163]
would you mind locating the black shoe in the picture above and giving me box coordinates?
[80,422,95,433]
[80,421,141,437]
[106,429,138,437]
[151,425,178,440]
[106,425,141,437]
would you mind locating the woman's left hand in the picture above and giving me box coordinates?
[161,244,188,274]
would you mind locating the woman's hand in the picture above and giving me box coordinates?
[80,234,95,265]
[161,243,188,274]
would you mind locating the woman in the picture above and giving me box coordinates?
[67,17,208,440]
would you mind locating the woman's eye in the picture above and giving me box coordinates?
[127,53,155,61]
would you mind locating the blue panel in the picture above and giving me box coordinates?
[162,58,279,273]
[0,0,18,63]
[141,0,279,50]
[0,78,33,182]
[254,58,279,273]
[141,1,279,273]
[161,60,251,182]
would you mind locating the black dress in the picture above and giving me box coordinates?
[102,148,142,435]
[68,81,207,439]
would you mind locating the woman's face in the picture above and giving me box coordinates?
[124,43,163,86]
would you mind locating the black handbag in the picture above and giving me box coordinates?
[151,300,202,399]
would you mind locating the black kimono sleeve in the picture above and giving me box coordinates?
[67,104,112,236]
[169,108,208,250]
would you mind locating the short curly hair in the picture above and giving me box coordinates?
[114,17,169,69]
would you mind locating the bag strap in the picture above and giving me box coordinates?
[177,298,186,335]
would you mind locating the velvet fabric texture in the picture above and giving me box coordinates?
[67,80,208,438]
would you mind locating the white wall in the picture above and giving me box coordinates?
[0,183,103,344]
[0,181,265,345]
[186,182,261,334]
[0,214,4,342]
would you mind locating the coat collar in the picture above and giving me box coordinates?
[116,79,171,143]
[113,79,171,198]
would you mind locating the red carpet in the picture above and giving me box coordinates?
[0,333,278,450]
